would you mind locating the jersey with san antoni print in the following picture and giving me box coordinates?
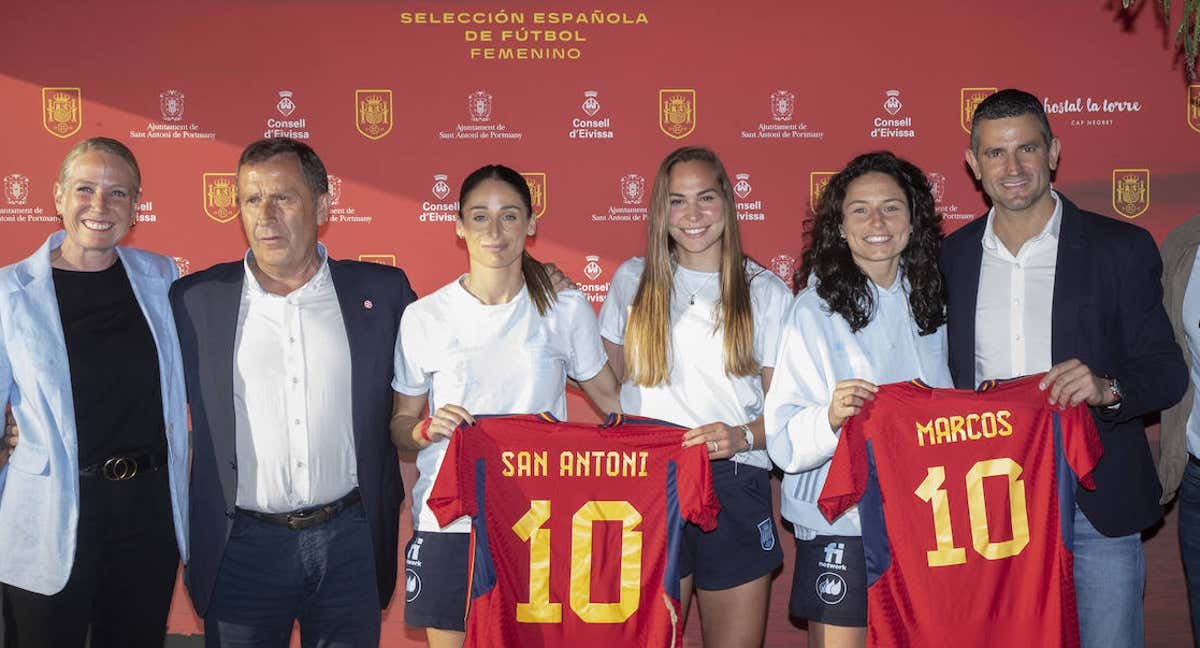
[428,413,721,648]
[818,374,1102,648]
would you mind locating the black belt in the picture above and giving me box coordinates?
[1190,453,1200,467]
[238,489,361,531]
[79,447,168,481]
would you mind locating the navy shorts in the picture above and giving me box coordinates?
[789,534,868,627]
[402,531,470,631]
[678,461,783,590]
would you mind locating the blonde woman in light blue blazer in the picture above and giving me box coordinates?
[0,137,188,648]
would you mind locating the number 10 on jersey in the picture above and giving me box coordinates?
[512,499,644,623]
[914,458,1031,567]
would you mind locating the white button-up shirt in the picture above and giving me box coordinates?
[233,245,356,513]
[974,191,1063,383]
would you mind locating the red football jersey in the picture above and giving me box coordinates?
[818,375,1102,648]
[428,413,721,648]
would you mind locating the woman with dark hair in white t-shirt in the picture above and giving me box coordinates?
[598,146,789,648]
[389,164,620,648]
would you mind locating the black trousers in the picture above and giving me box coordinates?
[2,467,179,648]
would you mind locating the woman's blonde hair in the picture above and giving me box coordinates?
[624,146,757,386]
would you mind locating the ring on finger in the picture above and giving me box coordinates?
[708,440,718,453]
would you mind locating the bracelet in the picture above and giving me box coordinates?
[740,424,754,452]
[418,418,433,443]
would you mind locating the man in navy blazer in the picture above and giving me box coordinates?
[171,138,414,645]
[941,89,1186,648]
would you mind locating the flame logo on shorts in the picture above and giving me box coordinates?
[816,572,847,605]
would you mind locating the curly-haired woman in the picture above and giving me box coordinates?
[764,151,952,648]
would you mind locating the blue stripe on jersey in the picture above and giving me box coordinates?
[861,440,893,588]
[1052,412,1079,550]
[470,457,498,599]
[663,460,683,600]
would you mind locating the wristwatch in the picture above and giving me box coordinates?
[1102,375,1123,408]
[740,424,754,452]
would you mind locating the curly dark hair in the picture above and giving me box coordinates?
[796,151,945,335]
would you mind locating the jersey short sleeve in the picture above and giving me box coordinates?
[749,263,792,370]
[392,301,433,395]
[557,289,608,383]
[597,258,643,346]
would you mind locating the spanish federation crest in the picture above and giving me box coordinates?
[733,173,753,199]
[619,173,645,205]
[769,254,798,290]
[770,90,795,122]
[42,87,82,138]
[159,90,185,122]
[468,90,493,122]
[326,174,343,206]
[926,172,947,203]
[3,174,30,206]
[961,87,997,133]
[809,171,837,213]
[276,90,296,117]
[356,89,393,140]
[584,255,603,281]
[582,90,600,117]
[883,90,903,116]
[358,254,397,267]
[202,173,239,224]
[432,174,452,200]
[1112,169,1149,219]
[521,172,547,218]
[1189,84,1200,134]
[659,89,696,140]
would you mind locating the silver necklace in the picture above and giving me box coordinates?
[677,267,718,306]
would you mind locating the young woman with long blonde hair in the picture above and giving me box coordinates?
[599,146,788,648]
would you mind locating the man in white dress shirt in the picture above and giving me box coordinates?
[170,138,416,646]
[941,88,1186,648]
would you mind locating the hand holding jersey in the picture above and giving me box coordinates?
[413,404,476,447]
[681,421,752,460]
[828,379,879,431]
[1040,359,1118,409]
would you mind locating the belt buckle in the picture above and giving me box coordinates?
[102,456,138,481]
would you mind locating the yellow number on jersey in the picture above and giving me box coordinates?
[915,458,1031,567]
[514,499,644,623]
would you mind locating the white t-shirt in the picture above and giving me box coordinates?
[393,276,607,533]
[598,257,791,470]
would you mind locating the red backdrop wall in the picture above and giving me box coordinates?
[2,1,1197,645]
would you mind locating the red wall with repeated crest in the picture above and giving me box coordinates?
[2,1,1197,644]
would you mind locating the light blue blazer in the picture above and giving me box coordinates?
[0,231,189,595]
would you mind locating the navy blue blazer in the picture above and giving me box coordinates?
[170,257,415,615]
[941,193,1186,537]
